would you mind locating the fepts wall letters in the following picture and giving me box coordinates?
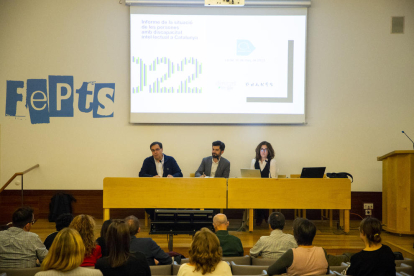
[5,75,115,124]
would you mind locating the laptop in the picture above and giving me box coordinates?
[240,169,261,178]
[300,167,326,178]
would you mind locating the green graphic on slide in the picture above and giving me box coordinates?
[132,57,202,94]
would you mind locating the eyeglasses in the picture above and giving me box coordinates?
[151,148,161,152]
[260,148,268,152]
[31,219,37,225]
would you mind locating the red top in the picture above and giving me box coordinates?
[80,245,102,267]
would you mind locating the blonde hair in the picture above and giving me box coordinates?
[189,228,222,275]
[41,228,85,271]
[69,214,96,256]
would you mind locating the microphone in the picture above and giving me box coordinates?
[402,131,414,149]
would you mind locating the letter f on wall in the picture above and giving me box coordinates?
[5,80,25,117]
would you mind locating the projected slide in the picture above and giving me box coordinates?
[130,13,306,124]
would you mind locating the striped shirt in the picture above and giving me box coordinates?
[250,229,297,259]
[0,227,48,268]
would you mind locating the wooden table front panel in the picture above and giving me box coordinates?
[227,178,351,209]
[103,177,227,209]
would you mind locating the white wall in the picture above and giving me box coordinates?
[1,0,413,192]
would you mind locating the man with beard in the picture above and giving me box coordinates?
[195,141,230,178]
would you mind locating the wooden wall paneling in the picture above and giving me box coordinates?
[0,190,383,223]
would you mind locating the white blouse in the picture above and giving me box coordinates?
[250,158,278,178]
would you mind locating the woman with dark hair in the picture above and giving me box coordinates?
[346,217,395,276]
[96,219,112,257]
[69,215,102,267]
[250,141,278,226]
[267,218,329,276]
[44,213,73,250]
[95,220,150,276]
[177,228,231,276]
[250,141,278,178]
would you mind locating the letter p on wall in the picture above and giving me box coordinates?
[49,76,74,117]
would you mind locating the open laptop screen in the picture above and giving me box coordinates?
[300,167,326,178]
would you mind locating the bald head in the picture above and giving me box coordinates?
[213,213,229,231]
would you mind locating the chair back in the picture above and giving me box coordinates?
[329,264,348,274]
[149,264,172,275]
[172,263,181,275]
[222,256,251,265]
[396,258,414,268]
[0,267,42,276]
[251,258,276,266]
[231,262,269,275]
[396,263,413,275]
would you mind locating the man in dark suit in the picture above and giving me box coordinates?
[139,141,183,219]
[139,141,183,178]
[195,140,230,178]
[125,215,172,266]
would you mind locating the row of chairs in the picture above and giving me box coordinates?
[2,256,412,276]
[149,256,414,276]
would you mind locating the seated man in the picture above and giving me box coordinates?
[44,213,73,250]
[213,213,243,257]
[0,206,48,268]
[250,212,297,259]
[195,141,230,178]
[125,215,172,266]
[139,141,183,178]
[139,141,183,219]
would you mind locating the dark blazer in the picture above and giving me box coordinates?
[130,236,172,266]
[195,156,230,178]
[139,154,183,177]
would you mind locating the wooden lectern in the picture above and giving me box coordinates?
[378,150,414,234]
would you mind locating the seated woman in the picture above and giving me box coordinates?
[346,217,395,276]
[70,215,102,267]
[250,141,278,226]
[177,227,232,276]
[268,218,329,276]
[44,213,73,250]
[35,228,103,276]
[96,219,112,257]
[95,220,150,276]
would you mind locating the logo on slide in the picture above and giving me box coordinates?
[5,76,115,124]
[237,40,255,56]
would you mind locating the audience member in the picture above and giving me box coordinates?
[267,218,329,276]
[35,228,103,276]
[95,220,151,276]
[250,212,297,259]
[213,214,243,257]
[195,140,230,178]
[0,206,48,268]
[346,217,395,276]
[125,215,172,265]
[177,228,232,276]
[44,213,73,250]
[69,215,102,267]
[96,219,112,257]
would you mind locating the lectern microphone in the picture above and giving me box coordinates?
[402,131,414,149]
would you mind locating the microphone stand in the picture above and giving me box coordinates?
[402,131,414,150]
